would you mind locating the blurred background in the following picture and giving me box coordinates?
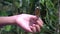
[0,0,58,34]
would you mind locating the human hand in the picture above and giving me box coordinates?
[15,14,43,33]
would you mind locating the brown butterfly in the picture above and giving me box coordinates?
[34,7,40,17]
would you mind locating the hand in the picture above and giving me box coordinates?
[16,14,43,33]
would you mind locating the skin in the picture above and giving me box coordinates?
[0,14,43,33]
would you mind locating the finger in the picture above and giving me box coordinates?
[37,18,43,27]
[35,25,40,32]
[30,26,34,32]
[30,24,36,33]
[30,15,38,21]
[32,24,36,32]
[30,26,36,34]
[32,26,36,33]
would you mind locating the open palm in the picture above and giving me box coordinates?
[16,14,43,33]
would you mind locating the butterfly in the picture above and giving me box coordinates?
[34,7,40,17]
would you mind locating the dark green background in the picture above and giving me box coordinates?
[0,0,58,34]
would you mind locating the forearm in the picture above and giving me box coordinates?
[0,16,16,25]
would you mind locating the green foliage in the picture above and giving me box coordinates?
[0,0,58,34]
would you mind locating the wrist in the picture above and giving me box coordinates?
[9,15,17,25]
[0,16,17,25]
